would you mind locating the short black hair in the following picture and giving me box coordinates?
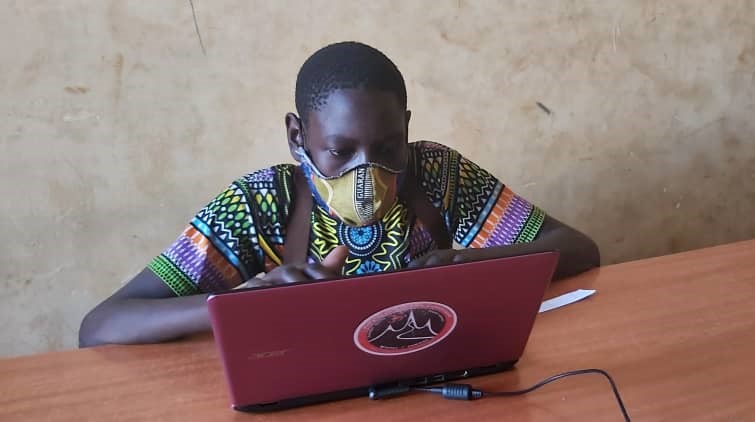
[295,41,407,123]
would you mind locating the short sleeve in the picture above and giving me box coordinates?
[412,141,546,249]
[147,181,262,296]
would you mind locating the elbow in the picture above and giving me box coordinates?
[78,334,102,349]
[585,237,601,270]
[78,306,117,348]
[553,231,601,280]
[78,311,103,348]
[573,232,601,274]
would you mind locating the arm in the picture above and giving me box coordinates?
[409,215,600,280]
[405,142,599,279]
[502,215,600,279]
[79,178,258,348]
[78,246,350,348]
[79,168,342,348]
[78,269,210,347]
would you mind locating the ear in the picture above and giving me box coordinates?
[404,110,412,141]
[285,112,305,163]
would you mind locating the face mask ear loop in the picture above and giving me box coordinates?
[295,118,322,177]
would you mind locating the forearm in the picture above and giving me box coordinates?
[79,294,211,347]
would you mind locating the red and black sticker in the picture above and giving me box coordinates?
[354,301,457,356]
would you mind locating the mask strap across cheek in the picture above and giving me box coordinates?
[295,124,328,179]
[296,146,331,180]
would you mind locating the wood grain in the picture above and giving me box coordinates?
[2,239,755,421]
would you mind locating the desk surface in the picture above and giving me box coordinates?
[2,240,755,421]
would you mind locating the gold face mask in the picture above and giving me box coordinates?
[297,148,402,226]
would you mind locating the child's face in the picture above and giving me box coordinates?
[287,89,411,178]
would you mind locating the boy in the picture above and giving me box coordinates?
[79,41,599,347]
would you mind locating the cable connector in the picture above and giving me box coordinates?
[416,383,483,400]
[368,384,411,400]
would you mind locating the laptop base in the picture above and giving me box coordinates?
[233,360,518,413]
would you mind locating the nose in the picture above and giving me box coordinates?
[344,148,380,169]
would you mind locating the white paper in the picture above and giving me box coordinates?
[538,289,596,313]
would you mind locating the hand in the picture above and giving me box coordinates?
[246,246,349,288]
[407,248,478,269]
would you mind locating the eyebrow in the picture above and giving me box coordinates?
[323,135,358,147]
[323,133,404,147]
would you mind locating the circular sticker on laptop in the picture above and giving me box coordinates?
[353,301,457,356]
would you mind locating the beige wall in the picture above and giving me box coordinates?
[1,1,754,357]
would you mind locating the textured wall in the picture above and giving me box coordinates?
[1,1,754,357]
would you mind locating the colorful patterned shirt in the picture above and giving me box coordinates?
[148,141,546,296]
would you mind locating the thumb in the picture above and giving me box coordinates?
[321,245,348,271]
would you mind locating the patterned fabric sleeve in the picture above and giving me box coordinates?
[413,141,546,249]
[147,180,262,296]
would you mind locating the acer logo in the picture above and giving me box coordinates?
[248,349,291,360]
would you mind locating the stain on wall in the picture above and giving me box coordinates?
[1,1,754,357]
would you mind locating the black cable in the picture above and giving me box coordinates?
[412,368,630,422]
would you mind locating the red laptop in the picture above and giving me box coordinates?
[207,251,559,412]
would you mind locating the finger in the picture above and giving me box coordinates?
[424,254,445,267]
[414,251,459,268]
[321,245,348,271]
[406,258,424,268]
[302,262,339,280]
[263,265,310,285]
[407,255,428,268]
[280,266,311,283]
[452,253,469,263]
[237,277,266,289]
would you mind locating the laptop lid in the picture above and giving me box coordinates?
[207,251,559,411]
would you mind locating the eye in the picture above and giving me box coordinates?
[328,149,350,158]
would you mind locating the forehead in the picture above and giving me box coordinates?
[305,89,405,141]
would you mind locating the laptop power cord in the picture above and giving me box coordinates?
[369,368,630,422]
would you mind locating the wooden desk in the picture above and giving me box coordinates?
[2,240,755,421]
